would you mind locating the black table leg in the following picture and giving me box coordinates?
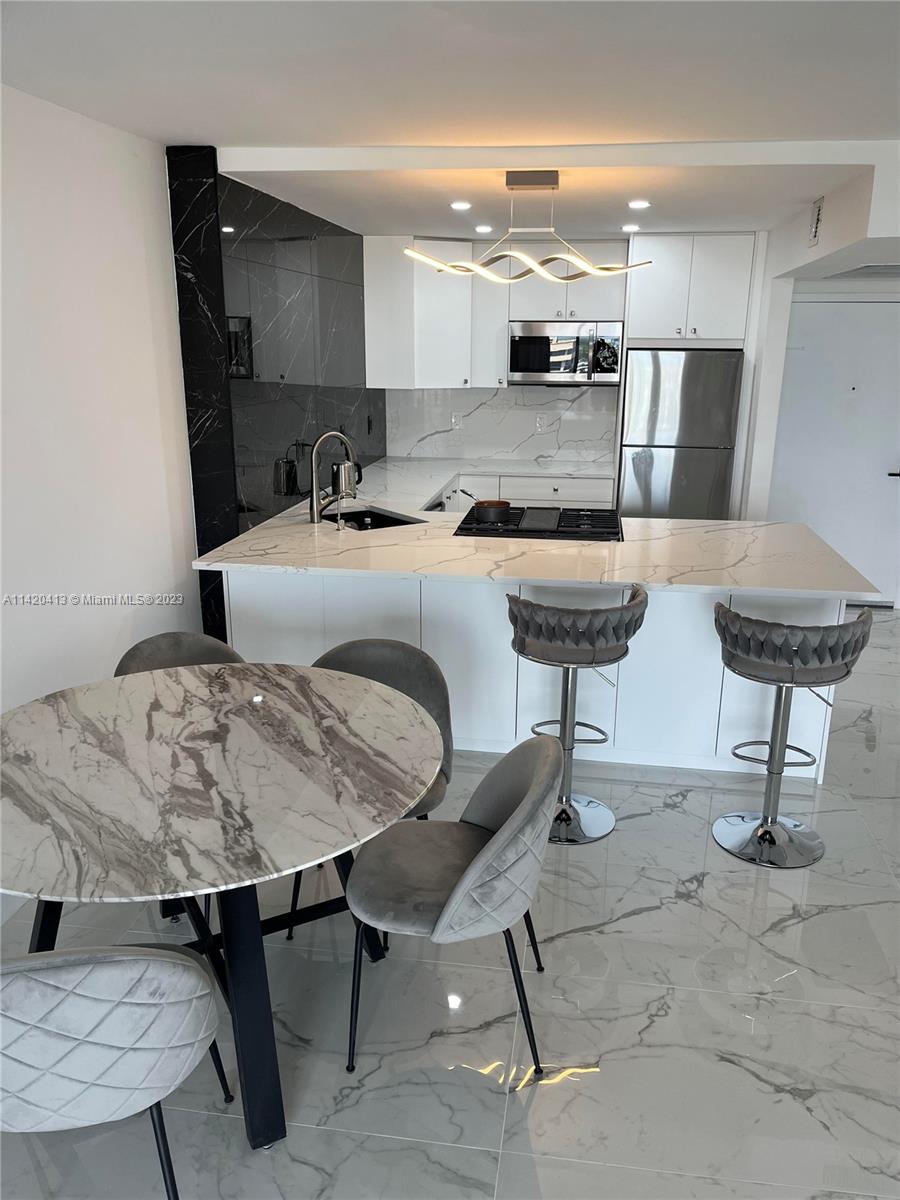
[333,851,385,963]
[217,884,285,1149]
[29,900,63,952]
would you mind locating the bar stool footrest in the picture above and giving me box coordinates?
[531,719,609,746]
[731,740,817,769]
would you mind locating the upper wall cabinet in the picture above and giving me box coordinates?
[627,234,755,340]
[508,240,628,322]
[364,236,472,389]
[470,245,510,388]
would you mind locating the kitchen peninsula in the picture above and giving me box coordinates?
[195,457,879,779]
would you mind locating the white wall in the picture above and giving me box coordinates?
[1,87,201,713]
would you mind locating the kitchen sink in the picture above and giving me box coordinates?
[322,508,422,531]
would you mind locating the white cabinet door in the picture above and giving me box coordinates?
[227,572,326,665]
[627,235,693,339]
[458,474,500,502]
[564,241,628,319]
[508,242,569,321]
[686,235,755,340]
[323,576,420,648]
[499,476,615,506]
[421,579,518,747]
[470,247,509,387]
[363,236,415,389]
[413,239,472,388]
[615,589,730,758]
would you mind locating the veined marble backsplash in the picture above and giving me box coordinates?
[386,386,618,469]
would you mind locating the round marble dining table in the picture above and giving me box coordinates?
[1,662,444,1148]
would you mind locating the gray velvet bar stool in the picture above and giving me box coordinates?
[712,603,873,868]
[507,587,648,846]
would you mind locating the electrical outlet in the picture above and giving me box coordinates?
[451,413,462,431]
[535,414,546,433]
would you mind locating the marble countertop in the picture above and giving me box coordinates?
[194,457,879,599]
[0,664,442,903]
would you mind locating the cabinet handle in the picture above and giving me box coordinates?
[498,377,504,385]
[690,327,697,336]
[569,310,576,317]
[552,486,559,493]
[675,327,683,336]
[463,378,469,385]
[556,310,564,317]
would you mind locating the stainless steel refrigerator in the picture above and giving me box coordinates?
[619,349,743,519]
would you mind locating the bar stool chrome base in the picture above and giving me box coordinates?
[712,812,825,869]
[550,794,616,845]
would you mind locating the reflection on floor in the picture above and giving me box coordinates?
[2,610,898,1199]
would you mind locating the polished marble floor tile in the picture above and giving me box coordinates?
[501,974,900,1196]
[1,1107,498,1199]
[170,943,518,1149]
[495,1150,889,1199]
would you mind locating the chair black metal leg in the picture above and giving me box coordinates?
[207,1039,234,1104]
[523,910,544,973]
[334,851,385,962]
[346,921,366,1073]
[503,928,543,1075]
[149,1102,179,1200]
[285,870,303,940]
[28,900,63,953]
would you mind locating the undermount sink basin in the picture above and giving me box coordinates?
[322,508,421,531]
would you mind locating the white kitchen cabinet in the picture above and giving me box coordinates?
[686,235,755,340]
[323,576,420,648]
[508,240,628,322]
[470,247,510,387]
[627,233,755,341]
[627,235,694,339]
[562,241,628,320]
[421,579,518,747]
[499,475,615,507]
[363,236,472,389]
[228,572,326,665]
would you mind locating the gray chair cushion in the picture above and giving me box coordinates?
[313,639,453,818]
[346,737,563,943]
[0,946,218,1134]
[114,632,244,677]
[714,604,873,686]
[345,820,492,935]
[507,586,648,666]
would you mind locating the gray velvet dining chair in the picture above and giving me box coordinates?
[341,735,564,1075]
[114,631,245,926]
[0,944,230,1200]
[284,638,454,941]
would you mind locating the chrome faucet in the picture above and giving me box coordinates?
[309,431,362,523]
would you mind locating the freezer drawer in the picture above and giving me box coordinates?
[619,446,734,519]
[623,349,743,448]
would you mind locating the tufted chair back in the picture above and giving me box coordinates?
[0,946,218,1133]
[114,631,244,677]
[431,736,563,944]
[714,604,872,687]
[507,586,648,666]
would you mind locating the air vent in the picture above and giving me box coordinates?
[826,264,900,279]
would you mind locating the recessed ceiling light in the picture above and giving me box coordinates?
[221,225,235,233]
[628,199,651,210]
[450,200,472,211]
[622,224,641,233]
[475,224,493,234]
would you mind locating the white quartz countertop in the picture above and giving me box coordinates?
[194,457,879,599]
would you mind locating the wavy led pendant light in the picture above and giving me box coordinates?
[404,171,652,284]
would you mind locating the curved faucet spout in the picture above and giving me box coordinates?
[309,431,361,523]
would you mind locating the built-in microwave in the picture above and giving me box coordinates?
[508,321,623,386]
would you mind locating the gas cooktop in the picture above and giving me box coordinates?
[454,506,623,542]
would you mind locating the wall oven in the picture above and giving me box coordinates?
[508,321,623,386]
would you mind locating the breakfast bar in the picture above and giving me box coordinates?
[195,460,880,781]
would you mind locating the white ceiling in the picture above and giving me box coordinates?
[228,163,869,236]
[3,1,899,147]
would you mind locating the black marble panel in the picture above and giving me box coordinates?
[166,146,238,638]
